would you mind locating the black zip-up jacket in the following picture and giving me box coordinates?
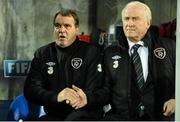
[24,39,105,117]
[103,30,175,120]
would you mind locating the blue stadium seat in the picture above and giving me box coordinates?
[7,94,45,121]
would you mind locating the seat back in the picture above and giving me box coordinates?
[7,94,42,121]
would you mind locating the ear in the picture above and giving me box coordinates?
[147,20,151,29]
[76,27,80,35]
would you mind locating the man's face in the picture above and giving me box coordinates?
[122,5,150,42]
[54,15,79,48]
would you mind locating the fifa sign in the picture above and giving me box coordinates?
[3,60,31,78]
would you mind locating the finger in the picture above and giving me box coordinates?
[72,85,84,98]
[67,95,79,104]
[70,98,80,105]
[73,99,86,109]
[75,105,80,109]
[70,89,80,98]
[163,110,171,116]
[163,101,167,112]
[66,89,80,100]
[72,100,81,109]
[163,103,168,116]
[72,85,87,108]
[163,104,167,112]
[163,110,168,116]
[163,105,172,116]
[72,85,81,92]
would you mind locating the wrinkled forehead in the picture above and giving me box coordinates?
[55,15,75,24]
[124,5,146,16]
[122,6,146,18]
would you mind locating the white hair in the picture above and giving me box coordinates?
[121,1,152,21]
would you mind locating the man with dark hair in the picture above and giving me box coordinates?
[24,9,105,120]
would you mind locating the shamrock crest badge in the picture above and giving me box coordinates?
[71,58,82,69]
[154,47,166,59]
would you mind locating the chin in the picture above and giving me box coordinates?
[60,43,69,48]
[127,34,137,38]
[55,41,63,47]
[59,43,66,48]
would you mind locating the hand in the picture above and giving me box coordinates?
[70,85,87,109]
[57,87,80,104]
[163,99,175,117]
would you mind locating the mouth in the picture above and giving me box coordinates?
[127,30,136,33]
[58,34,66,41]
[127,28,135,31]
[59,35,66,38]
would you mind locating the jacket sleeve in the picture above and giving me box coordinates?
[164,38,176,99]
[170,40,175,99]
[160,38,176,99]
[83,47,110,109]
[24,49,59,107]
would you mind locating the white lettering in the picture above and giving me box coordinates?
[21,63,29,74]
[8,62,15,73]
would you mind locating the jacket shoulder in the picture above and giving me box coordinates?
[34,42,55,57]
[104,45,124,55]
[155,37,175,51]
[79,41,102,54]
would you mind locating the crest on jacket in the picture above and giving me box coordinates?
[154,47,166,59]
[71,58,82,69]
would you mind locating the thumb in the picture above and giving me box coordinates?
[163,101,168,112]
[72,85,80,92]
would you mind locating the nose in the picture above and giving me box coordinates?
[60,26,66,32]
[127,19,134,26]
[56,25,65,33]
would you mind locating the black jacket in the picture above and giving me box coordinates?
[24,40,105,117]
[103,30,175,120]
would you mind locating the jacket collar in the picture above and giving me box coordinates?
[120,29,152,50]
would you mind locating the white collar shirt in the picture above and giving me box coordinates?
[127,39,149,82]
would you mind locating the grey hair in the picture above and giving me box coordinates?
[121,1,152,21]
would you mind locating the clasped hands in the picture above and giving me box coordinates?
[57,85,87,109]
